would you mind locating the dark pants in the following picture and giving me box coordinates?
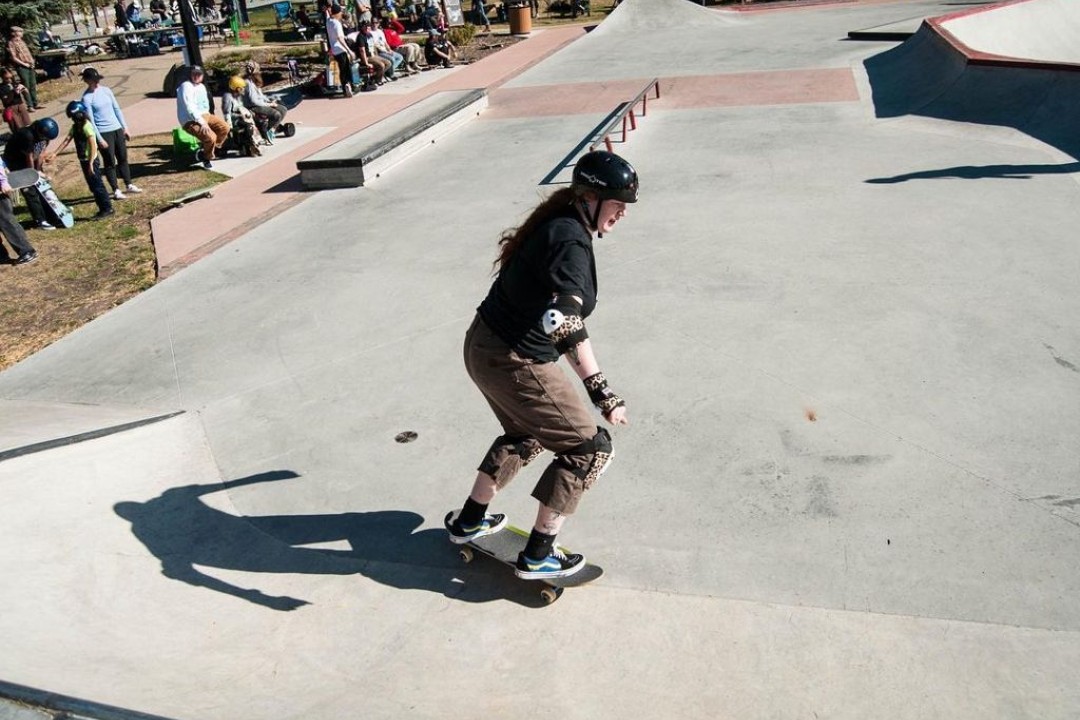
[14,66,37,107]
[19,186,48,226]
[333,52,353,93]
[250,103,286,128]
[98,128,131,191]
[81,158,113,213]
[0,195,35,258]
[464,316,602,514]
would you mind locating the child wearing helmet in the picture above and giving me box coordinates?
[446,150,639,580]
[44,101,114,219]
[1,117,60,229]
[222,76,261,157]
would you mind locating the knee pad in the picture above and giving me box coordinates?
[478,434,544,486]
[557,427,613,490]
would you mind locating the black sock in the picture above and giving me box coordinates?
[458,497,488,527]
[523,529,556,560]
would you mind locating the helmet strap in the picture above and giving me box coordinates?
[576,196,604,237]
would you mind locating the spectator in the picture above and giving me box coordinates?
[0,67,32,132]
[2,117,60,230]
[45,101,114,219]
[127,0,146,27]
[367,21,404,78]
[240,62,288,142]
[5,27,42,110]
[356,1,373,24]
[149,0,169,23]
[424,30,456,68]
[380,17,421,74]
[38,25,61,50]
[325,3,358,97]
[473,0,492,33]
[223,76,261,156]
[80,67,142,199]
[0,157,38,264]
[349,24,391,84]
[113,0,131,30]
[176,65,228,169]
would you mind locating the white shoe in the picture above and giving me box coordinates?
[126,183,143,194]
[113,189,127,200]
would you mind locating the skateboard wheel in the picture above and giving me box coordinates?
[460,547,474,564]
[540,587,562,605]
[282,123,296,138]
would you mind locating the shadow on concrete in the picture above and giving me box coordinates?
[114,470,548,611]
[866,160,1080,183]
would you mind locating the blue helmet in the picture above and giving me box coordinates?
[33,116,60,140]
[66,100,87,119]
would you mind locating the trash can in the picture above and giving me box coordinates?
[508,2,531,35]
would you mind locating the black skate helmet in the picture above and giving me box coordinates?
[571,150,638,204]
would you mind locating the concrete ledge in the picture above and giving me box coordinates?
[296,88,488,189]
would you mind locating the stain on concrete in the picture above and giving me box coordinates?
[805,475,838,518]
[1043,343,1079,373]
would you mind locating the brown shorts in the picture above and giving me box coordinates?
[464,315,600,514]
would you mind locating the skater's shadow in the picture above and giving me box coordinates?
[114,470,544,611]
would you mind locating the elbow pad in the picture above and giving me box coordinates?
[541,295,589,354]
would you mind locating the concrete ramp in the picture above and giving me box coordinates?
[864,0,1080,158]
[938,0,1080,64]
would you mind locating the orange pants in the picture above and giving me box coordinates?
[183,114,230,160]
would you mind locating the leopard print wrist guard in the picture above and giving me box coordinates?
[583,372,625,414]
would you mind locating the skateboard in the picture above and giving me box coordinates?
[167,186,213,209]
[445,511,603,604]
[6,168,75,228]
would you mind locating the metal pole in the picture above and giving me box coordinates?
[178,0,203,66]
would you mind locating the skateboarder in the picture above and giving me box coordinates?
[1,117,59,230]
[448,150,639,580]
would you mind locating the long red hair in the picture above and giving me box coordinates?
[493,188,577,273]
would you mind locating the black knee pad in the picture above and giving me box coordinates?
[478,434,544,486]
[557,427,613,490]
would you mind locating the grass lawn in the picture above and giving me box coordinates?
[0,133,226,370]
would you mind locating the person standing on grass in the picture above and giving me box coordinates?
[176,66,229,170]
[2,117,60,230]
[5,27,43,110]
[44,102,114,220]
[80,67,142,200]
[0,157,38,265]
[0,67,32,132]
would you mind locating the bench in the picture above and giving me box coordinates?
[296,88,487,189]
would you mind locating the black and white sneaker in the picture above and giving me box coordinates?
[444,511,507,545]
[514,548,585,580]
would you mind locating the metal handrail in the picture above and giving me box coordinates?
[588,77,661,152]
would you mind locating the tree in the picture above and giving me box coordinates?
[0,0,68,57]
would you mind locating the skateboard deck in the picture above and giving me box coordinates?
[7,169,74,228]
[37,176,75,228]
[167,186,213,208]
[6,168,41,190]
[445,511,603,604]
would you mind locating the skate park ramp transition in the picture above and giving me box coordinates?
[863,0,1080,159]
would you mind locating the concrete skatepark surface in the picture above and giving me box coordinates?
[2,0,1079,717]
